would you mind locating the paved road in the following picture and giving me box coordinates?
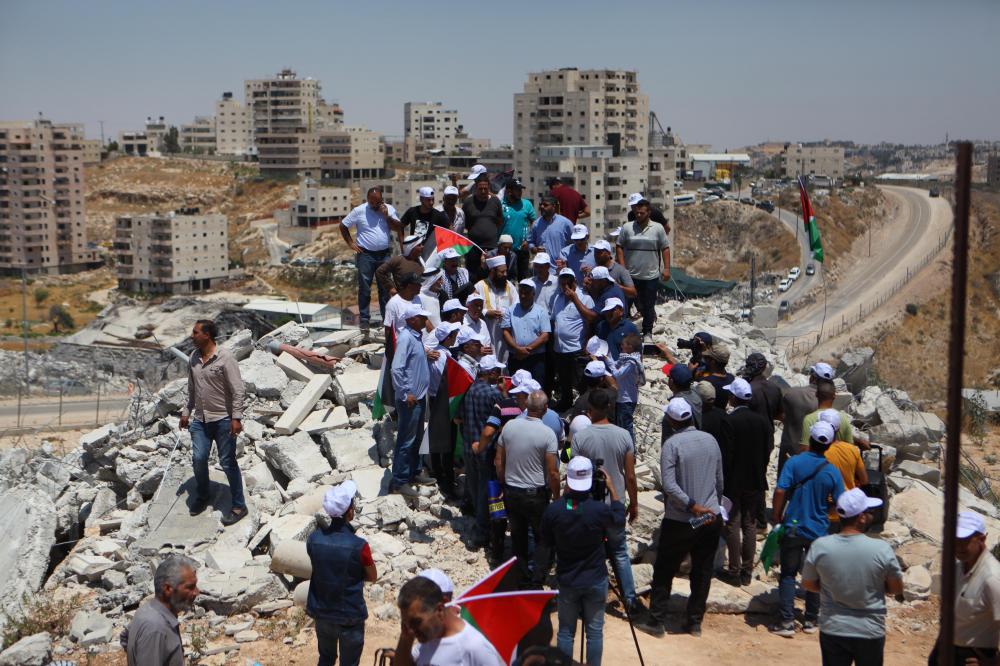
[779,185,952,351]
[0,396,133,429]
[260,222,290,266]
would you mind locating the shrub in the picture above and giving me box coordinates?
[1,592,82,649]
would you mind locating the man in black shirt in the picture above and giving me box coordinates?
[401,186,449,244]
[626,192,670,236]
[462,175,503,283]
[697,343,736,410]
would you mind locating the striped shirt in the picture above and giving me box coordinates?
[461,380,502,447]
[660,426,724,522]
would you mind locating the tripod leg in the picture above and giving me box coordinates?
[606,541,646,666]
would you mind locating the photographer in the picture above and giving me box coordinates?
[541,456,625,666]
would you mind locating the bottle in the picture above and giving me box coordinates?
[689,513,713,529]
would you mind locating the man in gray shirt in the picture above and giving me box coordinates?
[497,390,560,586]
[802,488,903,663]
[615,199,670,342]
[121,556,199,666]
[180,319,247,525]
[638,397,723,639]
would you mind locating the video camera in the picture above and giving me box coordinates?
[677,336,706,361]
[591,458,607,502]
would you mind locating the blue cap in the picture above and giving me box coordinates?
[669,364,693,385]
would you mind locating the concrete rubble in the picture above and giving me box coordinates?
[0,298,996,660]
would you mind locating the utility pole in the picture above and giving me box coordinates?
[99,120,105,146]
[749,253,756,323]
[21,267,29,394]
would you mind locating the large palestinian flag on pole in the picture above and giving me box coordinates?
[798,176,825,262]
[422,226,480,269]
[451,591,558,665]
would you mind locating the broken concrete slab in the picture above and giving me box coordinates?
[321,429,378,472]
[837,347,874,394]
[205,546,254,573]
[379,495,410,526]
[351,467,388,500]
[313,329,364,348]
[267,513,316,552]
[271,540,312,579]
[222,328,254,361]
[0,487,56,635]
[300,405,350,435]
[276,352,315,382]
[259,431,332,482]
[240,350,290,398]
[80,423,116,454]
[366,532,406,559]
[259,321,312,349]
[896,460,941,485]
[197,565,287,615]
[903,565,931,601]
[70,610,114,646]
[330,366,380,409]
[274,374,334,435]
[0,632,51,666]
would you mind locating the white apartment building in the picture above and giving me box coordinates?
[180,116,216,154]
[319,126,385,182]
[118,131,150,156]
[781,144,845,180]
[245,69,322,178]
[0,119,98,274]
[81,139,102,165]
[144,116,168,151]
[215,92,252,156]
[404,102,460,146]
[114,207,229,294]
[274,178,351,244]
[359,175,443,210]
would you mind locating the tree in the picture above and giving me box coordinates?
[32,287,49,308]
[106,140,119,152]
[162,126,181,154]
[49,304,75,333]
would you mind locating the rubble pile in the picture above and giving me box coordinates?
[1,300,998,662]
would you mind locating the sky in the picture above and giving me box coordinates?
[1,0,998,150]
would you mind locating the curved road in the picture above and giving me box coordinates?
[779,185,952,352]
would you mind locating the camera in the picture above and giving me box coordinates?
[591,458,607,501]
[677,336,706,361]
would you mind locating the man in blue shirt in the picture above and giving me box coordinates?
[340,186,403,337]
[551,268,594,411]
[558,224,596,283]
[502,279,551,386]
[770,421,845,638]
[594,298,639,361]
[500,178,536,279]
[529,253,559,315]
[587,266,626,317]
[390,303,434,497]
[530,196,574,264]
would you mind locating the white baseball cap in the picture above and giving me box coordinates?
[664,397,693,421]
[818,408,842,430]
[558,267,576,278]
[322,480,357,518]
[593,239,613,252]
[455,326,478,346]
[443,185,460,196]
[584,360,610,378]
[465,292,484,304]
[466,164,487,180]
[438,247,460,260]
[403,303,431,319]
[511,369,533,387]
[518,278,536,290]
[601,297,624,313]
[835,488,883,518]
[434,321,459,343]
[510,378,541,394]
[479,354,505,371]
[567,456,594,492]
[590,266,614,281]
[809,421,836,445]
[586,336,609,358]
[723,378,753,401]
[610,226,622,238]
[485,255,506,269]
[418,186,435,198]
[627,192,644,207]
[532,253,551,265]
[570,224,589,240]
[956,511,987,538]
[811,362,835,380]
[498,234,514,245]
[418,568,454,594]
[569,414,592,440]
[442,298,467,313]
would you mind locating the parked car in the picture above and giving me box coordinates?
[929,189,940,198]
[805,263,816,275]
[702,195,720,204]
[788,266,801,280]
[756,200,775,213]
[778,300,790,316]
[740,197,755,206]
[778,278,792,292]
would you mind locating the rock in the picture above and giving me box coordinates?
[0,632,51,666]
[662,577,779,614]
[35,460,71,500]
[0,488,56,635]
[751,305,779,329]
[351,467,389,500]
[206,546,254,573]
[234,629,260,643]
[871,412,946,458]
[322,429,378,472]
[154,378,188,417]
[374,603,400,621]
[367,532,407,559]
[631,563,654,593]
[895,460,941,485]
[253,599,293,615]
[244,460,276,491]
[224,619,255,636]
[330,366,380,409]
[378,495,411,526]
[65,553,117,580]
[285,478,315,499]
[222,328,254,361]
[267,513,316,551]
[300,405,350,434]
[837,347,874,394]
[259,431,332,482]
[895,540,939,571]
[903,565,931,601]
[241,419,268,442]
[863,444,895,472]
[197,566,287,615]
[70,611,114,646]
[891,484,1000,550]
[259,321,311,349]
[80,423,116,454]
[279,380,308,409]
[240,350,290,398]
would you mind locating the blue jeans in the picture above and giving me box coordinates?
[557,580,608,666]
[315,619,364,666]
[779,535,819,623]
[355,249,390,326]
[607,524,637,606]
[615,401,636,442]
[190,417,245,511]
[391,398,425,488]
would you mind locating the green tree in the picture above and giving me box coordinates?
[162,126,181,154]
[49,304,75,333]
[106,140,119,152]
[32,287,49,307]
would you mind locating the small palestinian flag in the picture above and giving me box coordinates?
[422,226,479,270]
[371,329,396,421]
[452,591,558,665]
[446,357,474,419]
[798,176,825,263]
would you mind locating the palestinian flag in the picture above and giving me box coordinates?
[371,329,396,420]
[457,557,519,598]
[422,226,479,270]
[451,591,558,665]
[446,357,474,419]
[798,176,825,263]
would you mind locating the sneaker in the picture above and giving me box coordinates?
[769,621,796,638]
[412,472,437,486]
[740,572,753,587]
[684,622,702,637]
[634,620,666,638]
[221,507,247,526]
[801,620,818,634]
[189,499,208,516]
[391,484,420,497]
[624,600,648,621]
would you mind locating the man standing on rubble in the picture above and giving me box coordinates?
[180,319,247,526]
[390,304,435,497]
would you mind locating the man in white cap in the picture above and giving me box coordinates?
[390,304,435,497]
[500,178,536,278]
[616,198,670,345]
[541,456,624,665]
[801,488,903,666]
[573,359,618,422]
[817,408,868,534]
[778,362,835,475]
[626,191,671,236]
[417,568,455,603]
[501,279,551,385]
[588,239,636,302]
[594,297,639,361]
[638,397,724,638]
[439,185,465,233]
[551,267,595,410]
[454,326,483,379]
[453,163,488,197]
[529,253,559,315]
[801,381,859,450]
[770,421,845,638]
[473,256,517,363]
[462,174,503,282]
[375,234,425,298]
[428,323,461,499]
[530,196,574,264]
[401,186,449,244]
[439,247,472,305]
[558,224,596,283]
[929,511,1000,665]
[340,186,402,338]
[462,293,492,356]
[440,298,467,324]
[305,480,378,666]
[586,265,626,316]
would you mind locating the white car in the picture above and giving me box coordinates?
[788,267,801,280]
[778,278,792,292]
[702,195,720,204]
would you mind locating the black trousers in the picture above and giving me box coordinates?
[633,278,659,336]
[430,452,455,498]
[553,350,582,411]
[648,516,723,626]
[504,487,552,586]
[820,633,884,666]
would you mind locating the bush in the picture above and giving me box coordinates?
[905,303,919,316]
[32,287,49,306]
[1,592,81,649]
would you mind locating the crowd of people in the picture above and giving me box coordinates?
[118,166,1000,666]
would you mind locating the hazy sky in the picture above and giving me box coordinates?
[1,0,997,150]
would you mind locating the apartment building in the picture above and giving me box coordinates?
[245,69,322,178]
[404,102,460,146]
[114,207,229,294]
[215,92,252,156]
[144,116,169,151]
[274,178,351,244]
[316,101,344,129]
[781,144,845,180]
[0,119,98,274]
[319,126,385,182]
[118,131,150,156]
[81,139,102,165]
[359,175,442,210]
[179,116,216,154]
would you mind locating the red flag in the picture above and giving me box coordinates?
[456,557,518,599]
[445,356,475,419]
[452,591,558,665]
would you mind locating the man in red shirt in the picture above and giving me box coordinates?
[546,177,590,223]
